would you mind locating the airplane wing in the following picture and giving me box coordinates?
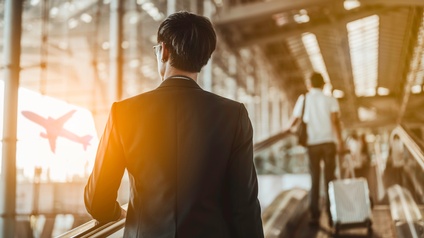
[55,110,77,126]
[21,111,48,127]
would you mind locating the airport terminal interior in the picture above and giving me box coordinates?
[1,0,424,237]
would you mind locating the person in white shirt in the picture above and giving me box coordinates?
[287,73,344,227]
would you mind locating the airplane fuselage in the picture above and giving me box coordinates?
[22,110,92,153]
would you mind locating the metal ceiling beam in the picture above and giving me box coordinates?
[401,95,424,121]
[406,95,424,108]
[339,96,400,127]
[56,0,98,22]
[236,6,394,47]
[347,117,397,129]
[213,0,419,26]
[362,0,424,7]
[214,0,335,25]
[402,108,424,123]
[398,8,423,124]
[356,95,398,104]
[410,107,424,121]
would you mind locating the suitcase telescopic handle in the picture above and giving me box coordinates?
[336,150,353,180]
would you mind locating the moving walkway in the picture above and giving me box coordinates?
[58,125,424,237]
[266,125,424,238]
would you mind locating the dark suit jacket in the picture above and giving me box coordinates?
[84,77,264,238]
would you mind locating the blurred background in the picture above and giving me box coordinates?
[1,0,424,237]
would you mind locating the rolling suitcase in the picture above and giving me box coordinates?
[328,153,373,236]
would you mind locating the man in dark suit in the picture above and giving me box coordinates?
[84,11,264,238]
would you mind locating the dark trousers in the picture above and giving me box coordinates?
[307,142,336,220]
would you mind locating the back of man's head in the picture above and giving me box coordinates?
[157,11,216,72]
[310,73,325,88]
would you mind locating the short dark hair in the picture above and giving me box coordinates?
[157,11,216,72]
[310,72,325,88]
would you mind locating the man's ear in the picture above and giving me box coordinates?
[161,42,170,63]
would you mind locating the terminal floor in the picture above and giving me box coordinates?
[291,205,395,238]
[266,163,406,237]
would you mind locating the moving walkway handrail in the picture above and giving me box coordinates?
[393,124,424,170]
[57,204,127,238]
[58,131,293,237]
[254,130,292,152]
[388,185,422,222]
[389,125,424,237]
[399,124,424,151]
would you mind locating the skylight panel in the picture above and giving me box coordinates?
[377,87,390,95]
[294,10,310,24]
[344,0,361,10]
[411,85,422,94]
[358,106,377,121]
[347,15,379,97]
[333,89,345,98]
[301,32,331,94]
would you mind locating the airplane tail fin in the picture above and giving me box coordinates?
[81,135,93,151]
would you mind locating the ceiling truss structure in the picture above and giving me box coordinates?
[215,0,424,128]
[2,0,424,130]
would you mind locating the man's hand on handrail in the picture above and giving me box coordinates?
[254,130,293,151]
[94,207,127,226]
[118,208,127,220]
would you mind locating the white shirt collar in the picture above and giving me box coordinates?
[309,88,323,94]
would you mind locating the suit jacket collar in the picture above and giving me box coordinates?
[158,76,202,90]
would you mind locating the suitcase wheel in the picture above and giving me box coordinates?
[366,220,373,236]
[334,223,341,236]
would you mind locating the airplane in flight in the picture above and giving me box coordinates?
[21,110,93,153]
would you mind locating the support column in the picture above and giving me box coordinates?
[260,67,269,140]
[0,0,23,237]
[167,0,176,15]
[255,95,262,142]
[109,0,124,104]
[200,0,214,92]
[282,97,290,127]
[271,88,280,134]
[127,0,141,94]
[190,0,197,13]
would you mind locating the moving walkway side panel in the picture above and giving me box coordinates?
[392,125,424,204]
[394,125,424,171]
[261,188,308,238]
[388,185,424,238]
[56,220,98,238]
[386,125,424,238]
